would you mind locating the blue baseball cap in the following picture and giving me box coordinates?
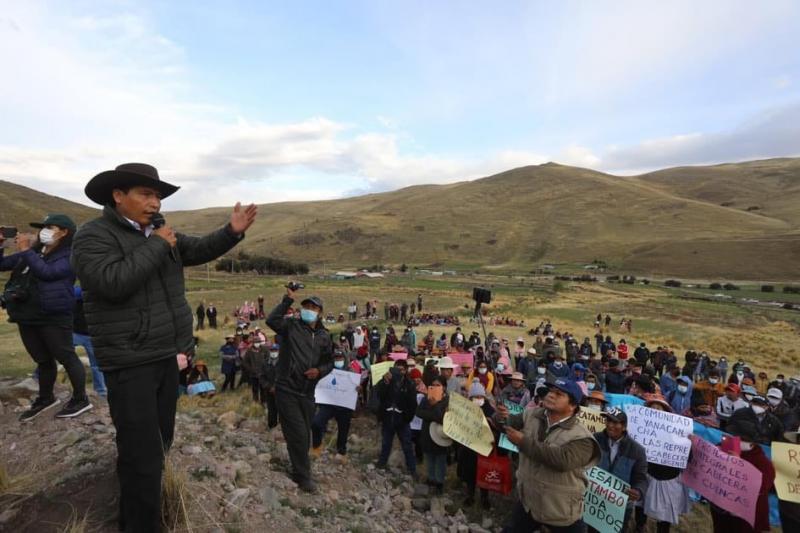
[548,378,584,405]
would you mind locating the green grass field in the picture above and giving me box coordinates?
[1,272,798,381]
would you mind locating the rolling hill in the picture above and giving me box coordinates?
[2,158,799,279]
[0,181,98,230]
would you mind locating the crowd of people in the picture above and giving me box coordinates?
[173,297,800,532]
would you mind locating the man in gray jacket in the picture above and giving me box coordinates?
[72,163,256,532]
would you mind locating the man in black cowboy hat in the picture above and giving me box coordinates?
[72,163,257,532]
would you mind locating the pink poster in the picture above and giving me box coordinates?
[448,352,473,376]
[388,352,408,361]
[681,434,762,527]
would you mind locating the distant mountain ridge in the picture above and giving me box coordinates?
[2,158,799,279]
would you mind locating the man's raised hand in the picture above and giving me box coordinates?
[230,202,258,235]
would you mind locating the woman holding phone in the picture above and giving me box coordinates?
[0,214,91,421]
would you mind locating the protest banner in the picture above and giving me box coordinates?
[624,404,692,468]
[578,406,606,434]
[443,392,494,456]
[314,369,361,410]
[772,442,800,503]
[503,399,524,416]
[388,352,408,361]
[682,435,762,527]
[449,352,473,375]
[370,361,395,386]
[606,393,644,410]
[498,432,519,453]
[583,466,629,533]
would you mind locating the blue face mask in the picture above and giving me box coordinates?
[300,309,318,324]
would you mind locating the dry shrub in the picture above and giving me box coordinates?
[0,461,8,493]
[61,507,90,533]
[161,454,190,531]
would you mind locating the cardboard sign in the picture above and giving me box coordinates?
[498,432,519,453]
[772,442,800,503]
[583,467,630,533]
[443,392,494,457]
[314,369,361,410]
[578,407,606,434]
[682,435,762,527]
[503,399,524,416]
[370,361,395,386]
[624,404,692,468]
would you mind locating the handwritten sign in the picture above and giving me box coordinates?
[578,407,606,434]
[498,433,518,453]
[682,435,762,527]
[314,369,361,410]
[772,442,800,503]
[370,361,395,386]
[503,400,524,416]
[583,467,630,533]
[443,392,494,457]
[624,404,692,468]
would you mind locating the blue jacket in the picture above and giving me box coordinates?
[1,245,75,317]
[220,343,238,374]
[593,431,649,503]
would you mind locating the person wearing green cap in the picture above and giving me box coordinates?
[1,213,91,421]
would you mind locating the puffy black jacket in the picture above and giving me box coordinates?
[374,372,418,424]
[266,296,334,397]
[72,206,242,371]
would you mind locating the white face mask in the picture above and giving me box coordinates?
[496,364,505,372]
[39,228,57,245]
[751,405,766,415]
[334,360,345,369]
[478,368,487,375]
[472,398,485,407]
[740,442,754,451]
[554,362,563,368]
[269,352,279,359]
[709,378,718,384]
[587,382,596,391]
[677,385,688,394]
[537,367,546,375]
[768,398,780,407]
[737,372,744,379]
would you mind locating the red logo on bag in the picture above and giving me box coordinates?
[484,469,501,483]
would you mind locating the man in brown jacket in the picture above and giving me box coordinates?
[497,378,600,533]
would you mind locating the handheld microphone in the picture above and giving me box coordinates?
[150,213,177,263]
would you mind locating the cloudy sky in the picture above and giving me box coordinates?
[1,0,799,209]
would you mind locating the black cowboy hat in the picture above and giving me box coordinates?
[85,163,179,205]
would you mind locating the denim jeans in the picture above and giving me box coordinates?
[378,412,416,474]
[425,452,447,484]
[73,332,106,395]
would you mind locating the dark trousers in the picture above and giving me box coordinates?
[502,501,585,533]
[19,324,86,400]
[276,390,315,483]
[263,390,278,428]
[221,371,236,391]
[378,413,416,474]
[250,377,261,402]
[195,316,204,330]
[105,356,178,533]
[208,316,217,328]
[311,404,353,454]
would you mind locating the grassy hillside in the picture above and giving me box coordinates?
[0,180,98,230]
[167,159,800,280]
[3,157,799,279]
